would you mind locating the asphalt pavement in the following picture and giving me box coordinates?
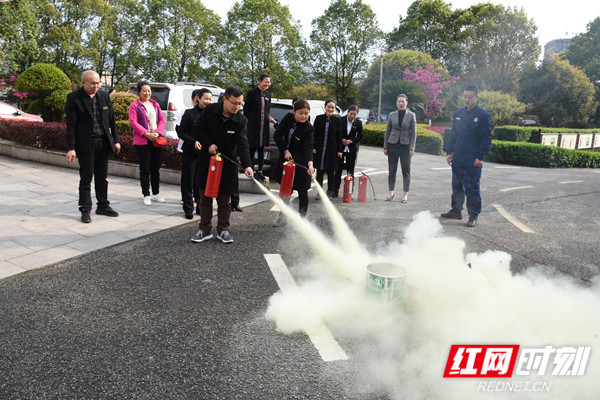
[1,147,599,399]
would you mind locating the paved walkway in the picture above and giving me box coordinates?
[0,155,268,280]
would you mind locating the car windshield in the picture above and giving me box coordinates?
[0,103,17,115]
[357,109,369,119]
[269,105,292,123]
[128,87,170,110]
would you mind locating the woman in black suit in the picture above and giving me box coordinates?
[313,99,342,199]
[271,99,315,226]
[334,104,363,197]
[243,73,276,181]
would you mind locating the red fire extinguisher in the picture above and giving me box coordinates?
[358,174,368,202]
[279,161,296,199]
[343,175,353,203]
[204,154,223,198]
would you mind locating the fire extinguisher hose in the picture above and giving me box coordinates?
[358,170,377,201]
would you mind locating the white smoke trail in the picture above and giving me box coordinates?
[264,209,600,399]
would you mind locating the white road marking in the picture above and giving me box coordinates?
[495,166,521,169]
[493,204,535,234]
[431,167,451,170]
[500,186,534,192]
[263,254,349,362]
[559,180,583,184]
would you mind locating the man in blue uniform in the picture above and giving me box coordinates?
[441,86,492,227]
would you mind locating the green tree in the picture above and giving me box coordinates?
[220,0,305,94]
[360,49,447,109]
[282,84,335,100]
[477,90,526,125]
[143,0,222,83]
[0,0,43,73]
[564,17,600,90]
[455,4,540,94]
[519,58,596,127]
[379,80,426,115]
[309,0,382,108]
[387,0,461,65]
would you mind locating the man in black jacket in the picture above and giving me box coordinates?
[66,70,120,223]
[190,86,254,244]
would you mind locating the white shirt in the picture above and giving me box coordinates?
[344,119,354,152]
[142,101,157,131]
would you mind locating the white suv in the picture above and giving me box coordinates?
[127,82,225,138]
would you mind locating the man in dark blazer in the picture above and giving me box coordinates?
[333,105,363,197]
[190,86,254,244]
[66,70,120,223]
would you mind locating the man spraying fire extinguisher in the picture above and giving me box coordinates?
[190,85,254,244]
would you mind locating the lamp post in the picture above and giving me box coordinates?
[377,52,383,123]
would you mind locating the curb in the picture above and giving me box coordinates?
[0,139,265,194]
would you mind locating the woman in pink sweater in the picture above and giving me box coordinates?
[128,80,166,206]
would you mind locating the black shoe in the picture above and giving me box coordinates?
[466,216,478,227]
[96,206,119,217]
[232,205,243,212]
[440,209,462,219]
[332,192,338,198]
[385,194,395,202]
[81,209,91,223]
[191,230,213,243]
[255,171,266,182]
[185,211,193,220]
[315,194,321,201]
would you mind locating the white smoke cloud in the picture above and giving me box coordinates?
[265,209,600,399]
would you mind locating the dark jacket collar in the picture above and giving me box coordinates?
[209,101,243,123]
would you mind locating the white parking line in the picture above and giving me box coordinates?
[493,204,535,234]
[431,167,451,170]
[559,180,583,184]
[263,254,349,362]
[495,166,521,169]
[500,186,534,192]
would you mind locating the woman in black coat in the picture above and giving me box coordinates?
[272,99,315,226]
[243,73,275,180]
[313,99,342,199]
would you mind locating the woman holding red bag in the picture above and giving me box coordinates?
[129,80,167,206]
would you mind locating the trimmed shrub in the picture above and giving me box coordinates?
[43,89,70,122]
[487,140,600,168]
[116,120,133,136]
[15,63,71,122]
[0,119,182,169]
[110,91,138,121]
[492,125,600,143]
[361,123,443,155]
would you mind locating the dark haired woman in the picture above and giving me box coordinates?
[272,99,315,226]
[313,99,342,199]
[383,94,416,203]
[244,73,276,181]
[129,80,166,206]
[178,88,212,218]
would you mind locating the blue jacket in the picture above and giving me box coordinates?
[447,105,492,166]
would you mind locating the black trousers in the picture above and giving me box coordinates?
[282,191,308,216]
[334,152,357,192]
[135,143,162,197]
[78,136,110,211]
[316,169,334,194]
[181,151,200,213]
[249,146,265,171]
[387,142,411,192]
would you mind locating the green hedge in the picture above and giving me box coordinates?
[493,126,600,143]
[362,123,444,155]
[487,140,600,168]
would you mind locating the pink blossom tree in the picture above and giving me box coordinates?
[403,65,459,120]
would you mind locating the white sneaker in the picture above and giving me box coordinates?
[151,193,166,203]
[143,196,151,206]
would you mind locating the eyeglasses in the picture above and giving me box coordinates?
[225,97,243,107]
